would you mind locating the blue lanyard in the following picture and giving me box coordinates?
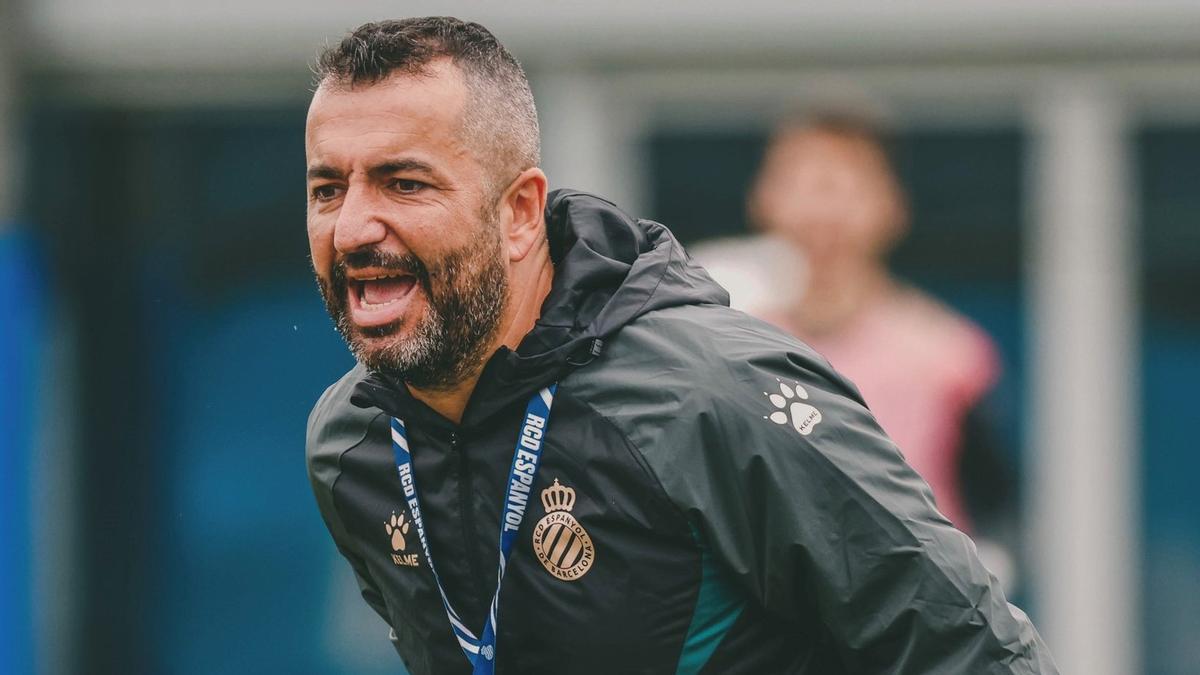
[391,384,557,674]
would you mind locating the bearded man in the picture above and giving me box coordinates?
[305,16,1057,675]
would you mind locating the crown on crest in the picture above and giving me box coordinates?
[541,478,576,513]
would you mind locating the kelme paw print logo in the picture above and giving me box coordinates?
[764,380,823,436]
[386,511,411,552]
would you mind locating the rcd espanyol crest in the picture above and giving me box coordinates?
[531,478,595,581]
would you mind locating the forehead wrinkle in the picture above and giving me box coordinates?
[307,111,472,158]
[307,111,458,150]
[306,92,471,158]
[308,138,474,187]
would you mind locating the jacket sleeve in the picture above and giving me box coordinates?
[312,479,405,657]
[317,496,394,629]
[306,373,403,654]
[656,352,1058,673]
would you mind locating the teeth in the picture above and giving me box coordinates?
[356,273,409,281]
[360,297,402,309]
[354,273,413,311]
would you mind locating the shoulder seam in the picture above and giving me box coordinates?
[560,387,695,537]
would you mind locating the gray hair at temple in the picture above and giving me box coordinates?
[313,17,541,201]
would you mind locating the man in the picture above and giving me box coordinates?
[745,113,1019,573]
[305,17,1057,674]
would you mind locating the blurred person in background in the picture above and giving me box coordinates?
[744,111,1020,586]
[305,17,1054,674]
[685,233,805,318]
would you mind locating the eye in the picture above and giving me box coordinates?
[310,184,340,202]
[390,178,427,194]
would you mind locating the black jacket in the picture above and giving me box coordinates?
[307,190,1057,674]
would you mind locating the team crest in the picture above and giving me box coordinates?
[531,479,595,581]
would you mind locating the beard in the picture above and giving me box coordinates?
[316,221,510,391]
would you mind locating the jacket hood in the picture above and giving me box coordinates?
[354,189,729,428]
[520,189,728,361]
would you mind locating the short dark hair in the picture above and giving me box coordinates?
[314,17,540,197]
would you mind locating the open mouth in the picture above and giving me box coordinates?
[347,272,419,327]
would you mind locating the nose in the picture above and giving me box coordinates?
[333,184,389,254]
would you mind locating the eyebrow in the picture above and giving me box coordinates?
[368,159,437,181]
[306,163,343,181]
[305,158,439,182]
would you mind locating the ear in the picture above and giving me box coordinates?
[497,167,549,262]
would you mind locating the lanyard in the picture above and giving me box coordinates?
[391,384,557,674]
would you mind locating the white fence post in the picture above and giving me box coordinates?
[1027,77,1140,675]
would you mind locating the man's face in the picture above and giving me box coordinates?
[305,60,510,388]
[751,129,903,263]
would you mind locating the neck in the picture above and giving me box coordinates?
[792,256,891,337]
[408,242,555,424]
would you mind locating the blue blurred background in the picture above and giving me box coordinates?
[2,2,1198,674]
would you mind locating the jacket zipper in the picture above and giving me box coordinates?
[452,431,488,625]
